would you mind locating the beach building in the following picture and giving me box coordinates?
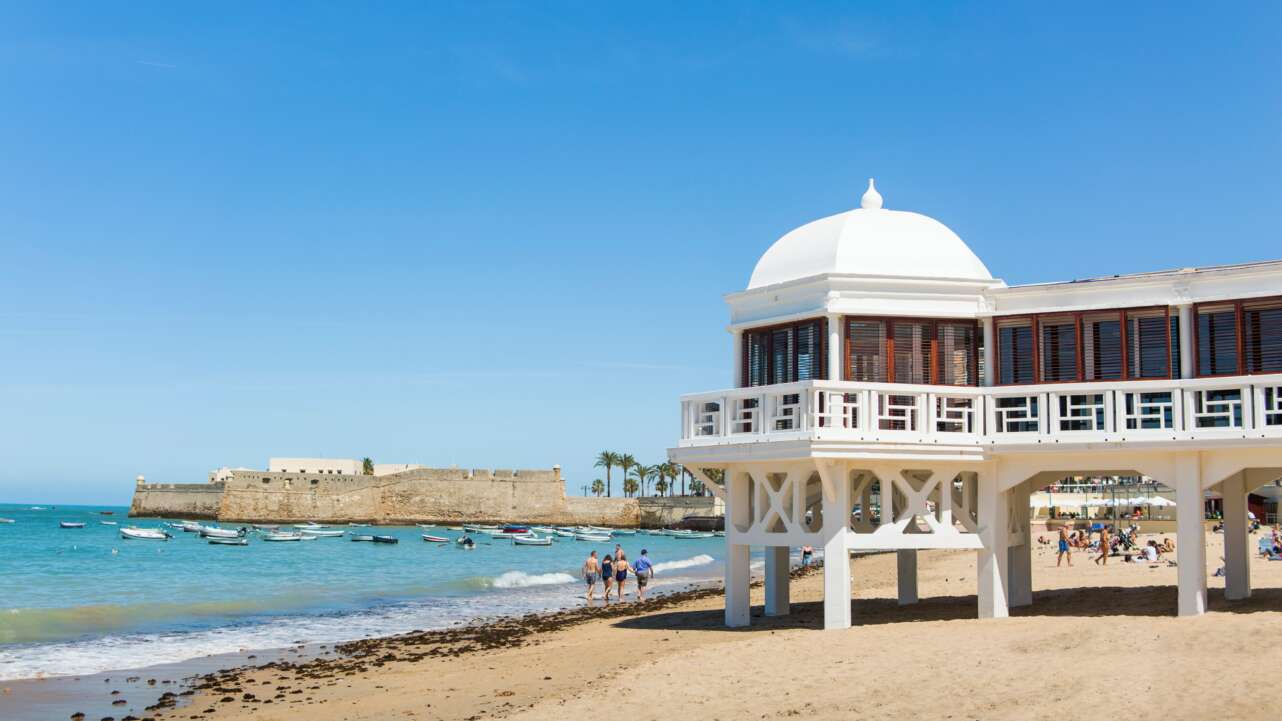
[669,179,1282,628]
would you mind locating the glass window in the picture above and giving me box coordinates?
[848,319,888,382]
[937,322,977,385]
[1039,316,1079,382]
[743,320,825,387]
[1127,310,1172,379]
[998,319,1035,385]
[893,321,931,384]
[1244,300,1282,374]
[1197,305,1239,376]
[1083,312,1122,381]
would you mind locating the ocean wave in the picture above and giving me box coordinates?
[652,554,715,573]
[489,571,576,589]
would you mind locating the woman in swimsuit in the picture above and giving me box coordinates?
[601,553,615,601]
[614,551,630,600]
[1057,527,1072,567]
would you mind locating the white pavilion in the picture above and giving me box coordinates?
[669,180,1282,628]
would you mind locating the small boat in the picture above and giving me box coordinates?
[446,525,464,531]
[261,532,304,542]
[422,534,449,543]
[676,532,715,539]
[59,521,85,529]
[370,535,398,544]
[293,522,325,530]
[612,529,637,536]
[714,531,726,537]
[348,522,368,527]
[100,521,118,526]
[120,527,171,541]
[209,537,249,546]
[513,536,553,546]
[99,511,115,516]
[463,524,498,533]
[350,534,375,542]
[416,523,436,529]
[299,529,345,537]
[552,529,576,538]
[575,533,612,542]
[252,524,280,531]
[29,506,46,510]
[456,536,476,550]
[0,518,15,524]
[200,526,246,539]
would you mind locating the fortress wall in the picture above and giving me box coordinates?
[637,496,723,528]
[129,482,225,519]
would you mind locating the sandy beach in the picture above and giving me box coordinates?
[42,531,1282,721]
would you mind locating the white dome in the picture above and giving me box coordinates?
[747,181,992,289]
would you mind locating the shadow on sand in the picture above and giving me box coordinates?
[612,585,1282,633]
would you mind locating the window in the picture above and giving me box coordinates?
[997,319,1035,385]
[848,319,888,382]
[1197,305,1239,376]
[937,322,978,385]
[1244,299,1282,374]
[893,321,931,384]
[1082,312,1123,381]
[742,319,826,387]
[1039,315,1078,382]
[1127,310,1172,379]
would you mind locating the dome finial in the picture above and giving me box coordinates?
[861,178,883,210]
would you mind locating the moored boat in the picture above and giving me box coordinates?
[209,537,249,546]
[370,535,399,544]
[120,526,171,541]
[421,534,449,543]
[100,521,118,526]
[261,532,304,542]
[350,534,374,542]
[0,518,14,524]
[513,535,553,546]
[552,529,576,538]
[299,529,345,537]
[200,526,246,539]
[612,529,637,536]
[574,533,612,542]
[59,521,85,529]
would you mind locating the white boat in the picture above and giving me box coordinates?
[120,527,170,541]
[612,529,637,536]
[552,529,576,538]
[422,534,449,543]
[575,533,612,542]
[100,521,118,526]
[513,536,553,546]
[347,523,368,527]
[676,532,715,539]
[261,532,304,542]
[293,522,325,530]
[0,518,15,524]
[445,525,464,531]
[299,529,345,538]
[59,521,85,529]
[209,537,249,546]
[529,526,555,534]
[200,526,245,539]
[455,536,477,549]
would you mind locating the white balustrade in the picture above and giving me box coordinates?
[678,377,1279,447]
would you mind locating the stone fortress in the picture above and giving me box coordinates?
[129,457,722,527]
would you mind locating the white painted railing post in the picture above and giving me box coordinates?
[719,396,728,438]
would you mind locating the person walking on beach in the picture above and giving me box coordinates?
[614,551,631,600]
[601,553,615,601]
[1057,527,1072,567]
[801,545,814,566]
[582,550,600,601]
[1095,526,1110,565]
[633,549,655,601]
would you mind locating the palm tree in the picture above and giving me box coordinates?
[660,462,679,496]
[617,454,636,498]
[628,463,651,497]
[591,478,605,497]
[655,477,669,495]
[361,457,374,475]
[594,452,619,498]
[622,477,639,497]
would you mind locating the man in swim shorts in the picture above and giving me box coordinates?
[633,549,654,601]
[582,550,599,600]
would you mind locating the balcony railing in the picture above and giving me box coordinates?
[678,377,1282,447]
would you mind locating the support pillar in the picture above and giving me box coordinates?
[731,329,745,387]
[981,316,996,387]
[1175,452,1207,616]
[897,550,918,605]
[724,542,751,627]
[1221,472,1251,601]
[977,469,1010,619]
[821,463,852,630]
[1008,481,1033,608]
[826,313,842,382]
[1178,304,1194,379]
[765,546,791,616]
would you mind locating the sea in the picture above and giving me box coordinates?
[0,503,732,683]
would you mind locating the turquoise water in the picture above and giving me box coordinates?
[0,504,726,680]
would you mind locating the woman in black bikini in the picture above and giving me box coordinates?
[614,551,630,600]
[601,553,615,601]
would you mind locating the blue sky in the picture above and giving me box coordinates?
[2,3,1281,504]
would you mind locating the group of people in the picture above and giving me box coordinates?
[1043,524,1174,567]
[1258,525,1282,560]
[582,545,655,602]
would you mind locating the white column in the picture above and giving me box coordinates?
[1221,471,1251,601]
[977,468,1010,619]
[1175,452,1207,616]
[981,316,996,387]
[1008,480,1033,608]
[827,313,842,381]
[897,550,918,605]
[1178,304,1194,379]
[765,546,791,616]
[732,328,745,387]
[822,465,852,630]
[724,542,751,627]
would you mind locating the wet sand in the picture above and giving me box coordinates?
[15,531,1282,721]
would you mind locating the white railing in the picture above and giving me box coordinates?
[678,376,1282,447]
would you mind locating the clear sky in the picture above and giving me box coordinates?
[3,3,1281,504]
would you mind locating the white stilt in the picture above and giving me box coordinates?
[1175,452,1207,616]
[1221,472,1251,601]
[977,470,1010,619]
[765,545,791,616]
[725,542,751,627]
[896,550,918,605]
[821,465,852,630]
[1008,481,1033,608]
